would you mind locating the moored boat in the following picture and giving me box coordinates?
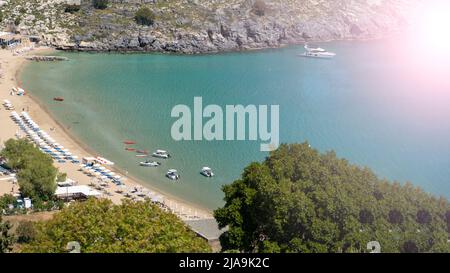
[299,44,336,59]
[200,167,214,177]
[152,149,170,159]
[53,97,64,102]
[140,161,161,167]
[166,169,180,180]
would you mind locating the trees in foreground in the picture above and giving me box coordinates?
[0,216,15,253]
[214,143,450,253]
[21,199,211,253]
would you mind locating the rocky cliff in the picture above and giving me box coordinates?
[0,0,423,53]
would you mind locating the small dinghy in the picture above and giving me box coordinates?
[166,169,180,180]
[200,167,214,177]
[140,161,161,167]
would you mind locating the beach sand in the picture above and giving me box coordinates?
[0,47,213,220]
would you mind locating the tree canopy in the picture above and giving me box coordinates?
[0,216,15,253]
[1,139,57,201]
[214,143,450,253]
[21,199,211,253]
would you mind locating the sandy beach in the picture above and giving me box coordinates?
[0,46,212,220]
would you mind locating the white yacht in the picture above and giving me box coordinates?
[299,44,336,59]
[152,149,171,159]
[139,160,161,167]
[200,167,214,177]
[166,169,180,180]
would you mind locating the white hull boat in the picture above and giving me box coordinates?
[152,149,171,159]
[166,169,180,180]
[299,44,336,59]
[200,167,214,177]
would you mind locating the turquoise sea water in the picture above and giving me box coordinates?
[20,37,450,210]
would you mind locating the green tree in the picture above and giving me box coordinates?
[0,216,15,253]
[93,0,109,10]
[1,139,57,201]
[214,143,450,253]
[22,199,211,253]
[0,194,17,211]
[135,7,155,26]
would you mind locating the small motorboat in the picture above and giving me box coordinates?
[166,169,180,180]
[53,97,64,102]
[140,161,161,167]
[152,149,170,159]
[125,147,136,152]
[136,150,148,154]
[299,44,336,59]
[135,154,148,158]
[200,167,214,177]
[123,140,136,145]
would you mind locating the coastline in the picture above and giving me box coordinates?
[1,46,213,220]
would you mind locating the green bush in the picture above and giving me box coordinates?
[14,17,21,26]
[64,4,81,13]
[134,7,155,26]
[16,221,36,243]
[92,0,109,10]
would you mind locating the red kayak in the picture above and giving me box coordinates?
[125,147,136,152]
[53,97,64,102]
[123,140,136,145]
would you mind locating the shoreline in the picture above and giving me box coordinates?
[1,46,213,220]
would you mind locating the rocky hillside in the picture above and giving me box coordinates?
[0,0,423,53]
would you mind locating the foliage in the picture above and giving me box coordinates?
[252,0,267,16]
[92,0,109,10]
[64,4,81,13]
[1,139,57,201]
[214,143,450,253]
[0,194,17,212]
[134,7,155,26]
[56,172,67,182]
[16,221,36,243]
[22,199,211,253]
[14,17,21,26]
[0,216,15,253]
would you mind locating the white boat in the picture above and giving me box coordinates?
[166,169,180,180]
[299,44,336,59]
[200,167,214,177]
[139,161,161,167]
[152,149,170,159]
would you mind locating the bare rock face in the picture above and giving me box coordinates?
[1,0,424,54]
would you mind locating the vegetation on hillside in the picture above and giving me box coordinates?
[134,7,155,26]
[0,216,15,253]
[214,143,450,253]
[93,0,109,10]
[21,199,211,253]
[1,139,57,201]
